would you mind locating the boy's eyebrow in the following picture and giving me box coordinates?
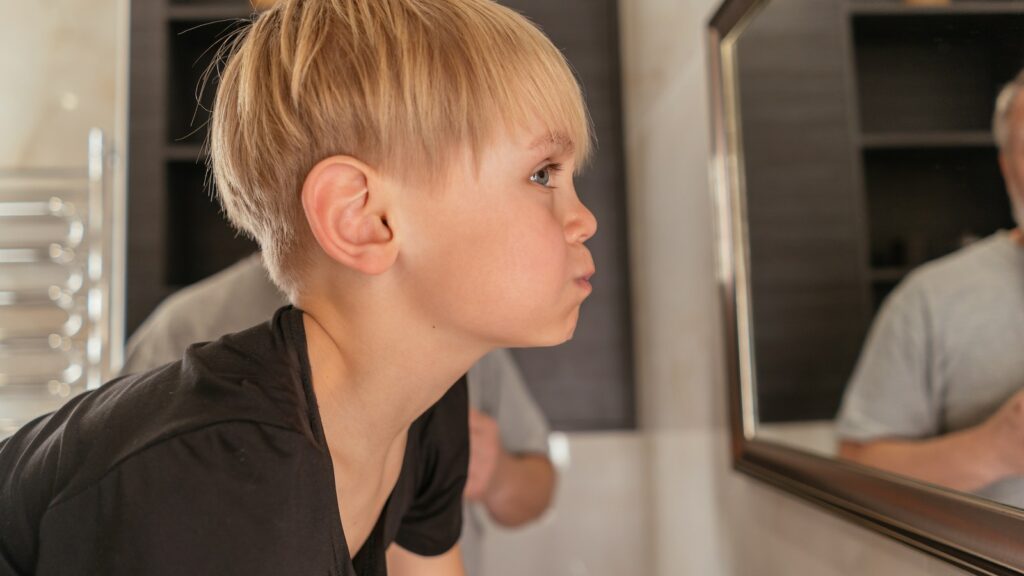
[528,133,576,158]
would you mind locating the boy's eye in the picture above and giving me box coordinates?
[530,163,561,188]
[530,168,551,187]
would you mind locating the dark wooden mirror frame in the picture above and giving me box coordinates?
[707,1,1024,573]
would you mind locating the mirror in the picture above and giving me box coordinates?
[737,0,1024,508]
[710,0,1024,571]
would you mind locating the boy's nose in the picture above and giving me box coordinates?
[565,194,598,245]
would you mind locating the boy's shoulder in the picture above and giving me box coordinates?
[2,309,316,512]
[0,338,332,576]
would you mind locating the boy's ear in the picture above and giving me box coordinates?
[301,156,397,275]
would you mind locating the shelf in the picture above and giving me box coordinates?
[167,4,256,21]
[860,131,994,149]
[848,1,1024,16]
[851,12,1024,134]
[165,143,207,161]
[165,161,257,285]
[167,19,239,145]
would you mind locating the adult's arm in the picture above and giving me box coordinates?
[835,275,944,473]
[840,388,1024,492]
[839,429,1004,492]
[468,350,556,527]
[481,449,555,527]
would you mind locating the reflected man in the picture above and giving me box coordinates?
[836,71,1024,507]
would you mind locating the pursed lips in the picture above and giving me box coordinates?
[575,264,596,289]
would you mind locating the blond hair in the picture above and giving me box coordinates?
[995,69,1024,150]
[209,0,593,300]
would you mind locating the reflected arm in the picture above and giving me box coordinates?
[838,426,1008,493]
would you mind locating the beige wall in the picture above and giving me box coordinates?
[0,0,129,430]
[619,0,970,573]
[0,0,126,168]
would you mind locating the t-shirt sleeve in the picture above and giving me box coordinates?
[0,412,63,576]
[30,423,334,576]
[835,275,941,442]
[394,377,469,556]
[489,350,550,456]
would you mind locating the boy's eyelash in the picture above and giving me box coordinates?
[535,162,563,188]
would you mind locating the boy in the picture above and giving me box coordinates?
[0,0,596,575]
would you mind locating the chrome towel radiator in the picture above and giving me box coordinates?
[0,129,125,437]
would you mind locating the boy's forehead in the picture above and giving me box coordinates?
[527,132,575,158]
[442,125,580,183]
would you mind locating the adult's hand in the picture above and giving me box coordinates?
[977,387,1024,477]
[463,408,556,526]
[464,409,504,502]
[839,387,1024,492]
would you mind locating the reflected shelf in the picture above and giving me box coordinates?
[860,130,995,149]
[165,143,208,162]
[848,0,1024,16]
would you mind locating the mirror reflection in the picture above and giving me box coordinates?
[737,0,1024,510]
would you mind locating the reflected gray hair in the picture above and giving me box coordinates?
[996,70,1024,228]
[993,70,1024,149]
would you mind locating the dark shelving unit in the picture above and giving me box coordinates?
[165,160,256,285]
[859,130,994,149]
[167,17,247,146]
[165,143,207,161]
[128,0,261,339]
[848,3,1023,306]
[849,0,1024,16]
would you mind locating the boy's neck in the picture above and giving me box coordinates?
[298,294,485,469]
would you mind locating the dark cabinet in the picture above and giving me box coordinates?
[851,6,1021,305]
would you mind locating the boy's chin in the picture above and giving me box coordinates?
[485,307,582,348]
[516,317,580,348]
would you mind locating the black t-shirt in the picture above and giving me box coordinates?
[0,306,469,576]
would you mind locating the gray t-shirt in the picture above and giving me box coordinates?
[836,231,1024,508]
[121,253,551,576]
